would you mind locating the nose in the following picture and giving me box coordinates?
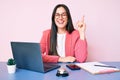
[59,15,63,19]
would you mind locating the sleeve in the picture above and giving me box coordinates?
[40,30,59,63]
[42,54,59,63]
[75,39,87,62]
[74,33,88,63]
[40,31,46,54]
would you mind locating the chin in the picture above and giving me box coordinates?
[56,24,67,28]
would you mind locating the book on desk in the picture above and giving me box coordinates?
[76,62,120,75]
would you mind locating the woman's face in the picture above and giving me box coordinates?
[54,7,68,30]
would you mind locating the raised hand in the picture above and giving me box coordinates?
[76,16,86,33]
[76,16,86,40]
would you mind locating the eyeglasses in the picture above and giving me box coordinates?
[55,12,67,18]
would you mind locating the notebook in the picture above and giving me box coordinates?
[76,62,120,74]
[11,42,60,73]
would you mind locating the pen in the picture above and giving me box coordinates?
[94,65,116,68]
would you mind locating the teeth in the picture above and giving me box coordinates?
[57,21,64,24]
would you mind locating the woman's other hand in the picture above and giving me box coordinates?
[58,56,76,62]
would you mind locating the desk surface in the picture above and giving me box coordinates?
[0,62,120,80]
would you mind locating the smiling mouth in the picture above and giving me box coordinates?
[57,20,65,24]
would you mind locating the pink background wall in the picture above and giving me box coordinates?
[0,0,120,62]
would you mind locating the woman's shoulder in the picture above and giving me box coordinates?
[43,29,51,34]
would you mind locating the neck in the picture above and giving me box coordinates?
[58,28,66,34]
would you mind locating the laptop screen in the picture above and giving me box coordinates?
[11,42,44,72]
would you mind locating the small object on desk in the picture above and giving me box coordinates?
[56,67,69,77]
[94,64,116,68]
[7,58,16,74]
[66,64,81,70]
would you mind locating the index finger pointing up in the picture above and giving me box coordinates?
[81,15,85,23]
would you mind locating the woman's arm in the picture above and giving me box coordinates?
[75,39,87,62]
[75,16,87,62]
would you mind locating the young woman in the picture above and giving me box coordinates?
[40,4,87,63]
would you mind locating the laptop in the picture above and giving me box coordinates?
[11,42,60,73]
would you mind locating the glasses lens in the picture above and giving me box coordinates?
[55,12,67,18]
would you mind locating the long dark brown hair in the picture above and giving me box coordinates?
[49,4,75,55]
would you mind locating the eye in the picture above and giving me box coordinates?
[62,13,67,16]
[55,13,60,16]
[55,12,67,18]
